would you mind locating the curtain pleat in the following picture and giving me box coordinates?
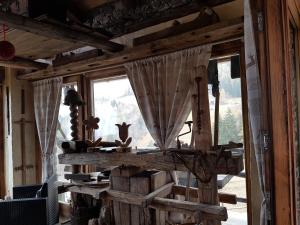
[125,45,211,149]
[245,0,267,224]
[33,77,62,182]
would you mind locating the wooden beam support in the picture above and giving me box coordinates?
[133,7,220,46]
[143,182,174,206]
[211,39,243,58]
[150,197,228,221]
[104,191,227,221]
[18,17,243,80]
[0,57,49,70]
[58,150,244,175]
[53,49,103,67]
[106,189,146,206]
[0,11,123,52]
[172,185,237,204]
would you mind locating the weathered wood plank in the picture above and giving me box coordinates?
[52,49,103,67]
[144,182,174,206]
[149,197,228,221]
[107,189,146,206]
[130,174,151,225]
[0,11,123,52]
[58,150,244,175]
[151,171,169,225]
[103,193,227,221]
[172,185,237,204]
[0,57,48,69]
[67,185,109,199]
[19,17,243,80]
[133,7,220,46]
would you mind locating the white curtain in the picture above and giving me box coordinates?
[125,45,211,149]
[245,0,267,224]
[33,77,63,182]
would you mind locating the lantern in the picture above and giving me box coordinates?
[0,24,15,60]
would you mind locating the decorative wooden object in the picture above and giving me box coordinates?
[115,122,132,152]
[83,115,103,150]
[64,89,84,174]
[64,89,84,141]
[83,116,100,130]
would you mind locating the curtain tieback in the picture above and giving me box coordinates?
[42,153,54,160]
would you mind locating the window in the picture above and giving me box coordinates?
[216,60,246,225]
[92,77,155,148]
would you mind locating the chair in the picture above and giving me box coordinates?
[0,175,59,225]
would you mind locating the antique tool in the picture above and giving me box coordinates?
[212,72,220,147]
[176,121,193,149]
[195,77,203,133]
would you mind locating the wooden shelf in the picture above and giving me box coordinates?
[58,149,244,175]
[58,181,109,199]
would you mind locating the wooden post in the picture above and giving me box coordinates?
[192,65,219,225]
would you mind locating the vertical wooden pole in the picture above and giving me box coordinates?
[192,65,219,225]
[0,82,5,198]
[213,90,220,146]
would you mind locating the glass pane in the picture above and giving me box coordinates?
[92,77,155,148]
[217,60,243,145]
[178,60,244,146]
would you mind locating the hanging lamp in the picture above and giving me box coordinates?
[0,24,15,60]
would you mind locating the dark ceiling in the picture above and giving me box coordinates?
[1,0,234,38]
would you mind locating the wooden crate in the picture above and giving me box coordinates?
[110,167,171,225]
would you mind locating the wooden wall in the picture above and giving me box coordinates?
[3,68,39,194]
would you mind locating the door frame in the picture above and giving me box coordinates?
[261,0,300,224]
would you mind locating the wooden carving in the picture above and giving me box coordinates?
[115,122,132,152]
[64,89,84,141]
[83,116,100,130]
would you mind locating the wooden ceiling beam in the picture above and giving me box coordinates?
[18,17,244,80]
[71,0,116,11]
[0,11,124,52]
[0,57,48,70]
[133,7,220,46]
[52,49,103,67]
[87,0,234,37]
